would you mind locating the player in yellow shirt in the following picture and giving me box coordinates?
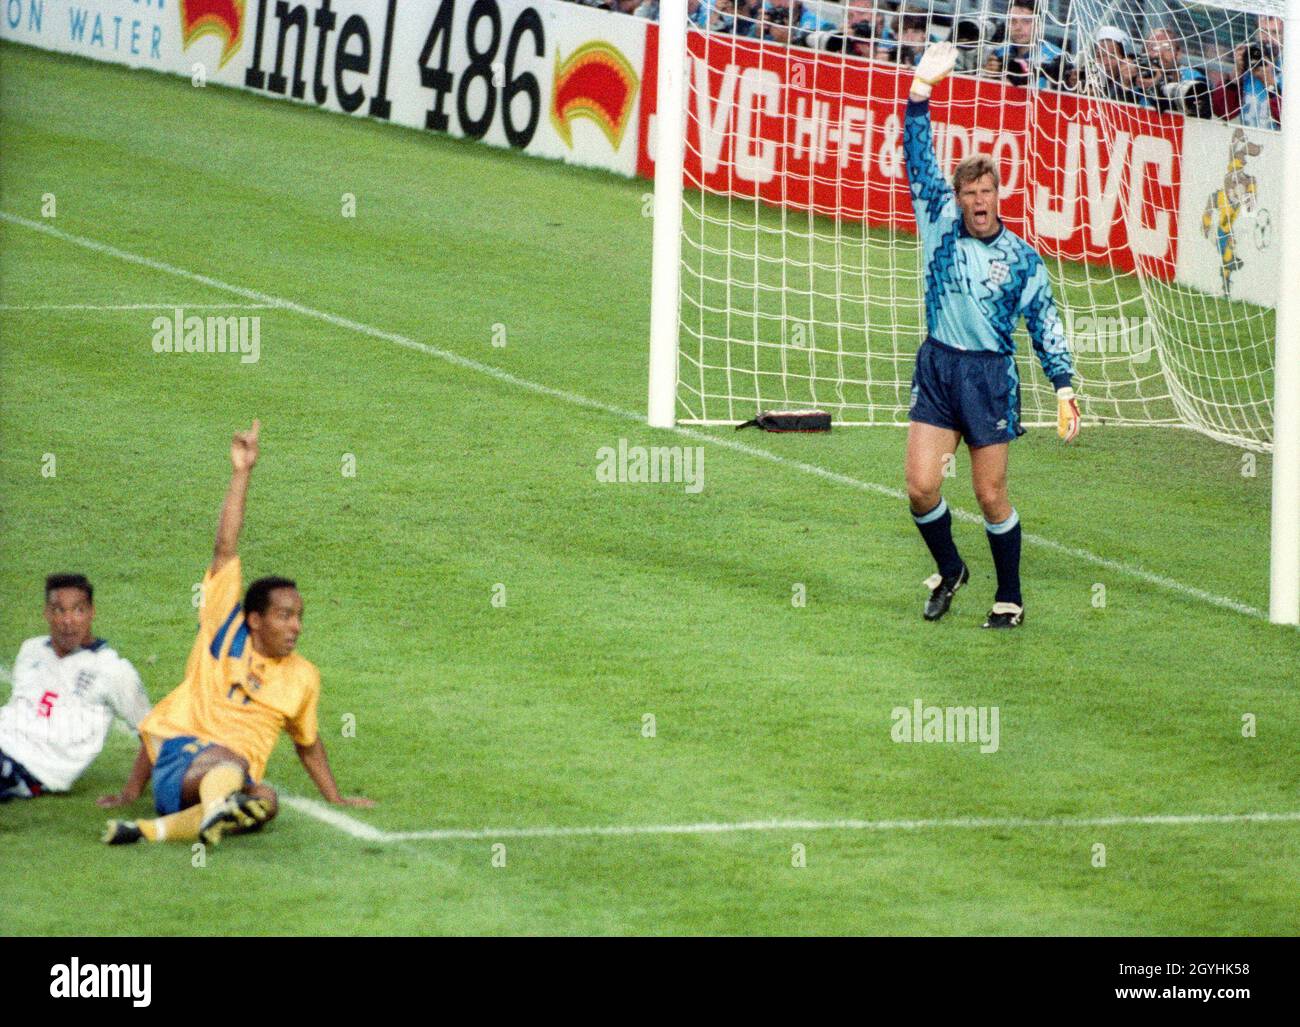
[101,420,372,846]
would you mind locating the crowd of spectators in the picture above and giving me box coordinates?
[565,0,1284,129]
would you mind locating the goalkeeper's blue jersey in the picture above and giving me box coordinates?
[903,99,1074,390]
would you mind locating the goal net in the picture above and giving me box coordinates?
[649,0,1286,452]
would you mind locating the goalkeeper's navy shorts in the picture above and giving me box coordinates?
[908,336,1026,447]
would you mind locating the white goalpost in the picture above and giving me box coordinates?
[1270,0,1300,622]
[648,0,690,430]
[646,0,1300,624]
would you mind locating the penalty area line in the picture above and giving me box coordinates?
[278,794,1300,844]
[279,794,389,842]
[0,210,1271,624]
[1,664,1294,846]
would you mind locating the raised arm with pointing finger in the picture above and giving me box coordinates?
[210,419,260,576]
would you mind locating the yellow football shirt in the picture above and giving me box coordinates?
[139,557,320,782]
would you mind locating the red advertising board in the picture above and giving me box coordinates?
[638,25,1182,278]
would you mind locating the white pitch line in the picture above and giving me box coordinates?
[279,793,1300,843]
[2,665,1294,846]
[279,795,389,842]
[0,211,1276,623]
[0,302,276,311]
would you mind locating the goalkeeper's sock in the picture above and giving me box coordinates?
[984,509,1023,606]
[137,804,203,843]
[912,499,964,579]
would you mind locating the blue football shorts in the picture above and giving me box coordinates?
[152,736,254,815]
[908,336,1025,447]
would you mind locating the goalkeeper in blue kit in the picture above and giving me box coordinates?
[902,42,1080,629]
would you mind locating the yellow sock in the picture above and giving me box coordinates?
[133,764,244,843]
[198,763,245,810]
[138,804,203,842]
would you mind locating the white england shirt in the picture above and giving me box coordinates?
[0,636,150,792]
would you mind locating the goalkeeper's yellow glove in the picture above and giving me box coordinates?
[1057,387,1080,443]
[910,42,957,100]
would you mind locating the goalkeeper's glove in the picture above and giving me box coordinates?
[1057,387,1080,443]
[910,42,957,100]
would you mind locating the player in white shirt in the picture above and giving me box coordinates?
[0,574,151,800]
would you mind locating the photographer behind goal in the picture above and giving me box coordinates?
[1136,26,1211,118]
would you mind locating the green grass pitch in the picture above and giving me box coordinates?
[0,42,1296,936]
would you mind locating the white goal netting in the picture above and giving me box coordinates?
[669,0,1286,450]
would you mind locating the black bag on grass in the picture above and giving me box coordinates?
[736,410,832,433]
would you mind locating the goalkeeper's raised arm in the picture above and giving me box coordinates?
[898,42,1079,632]
[904,44,959,241]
